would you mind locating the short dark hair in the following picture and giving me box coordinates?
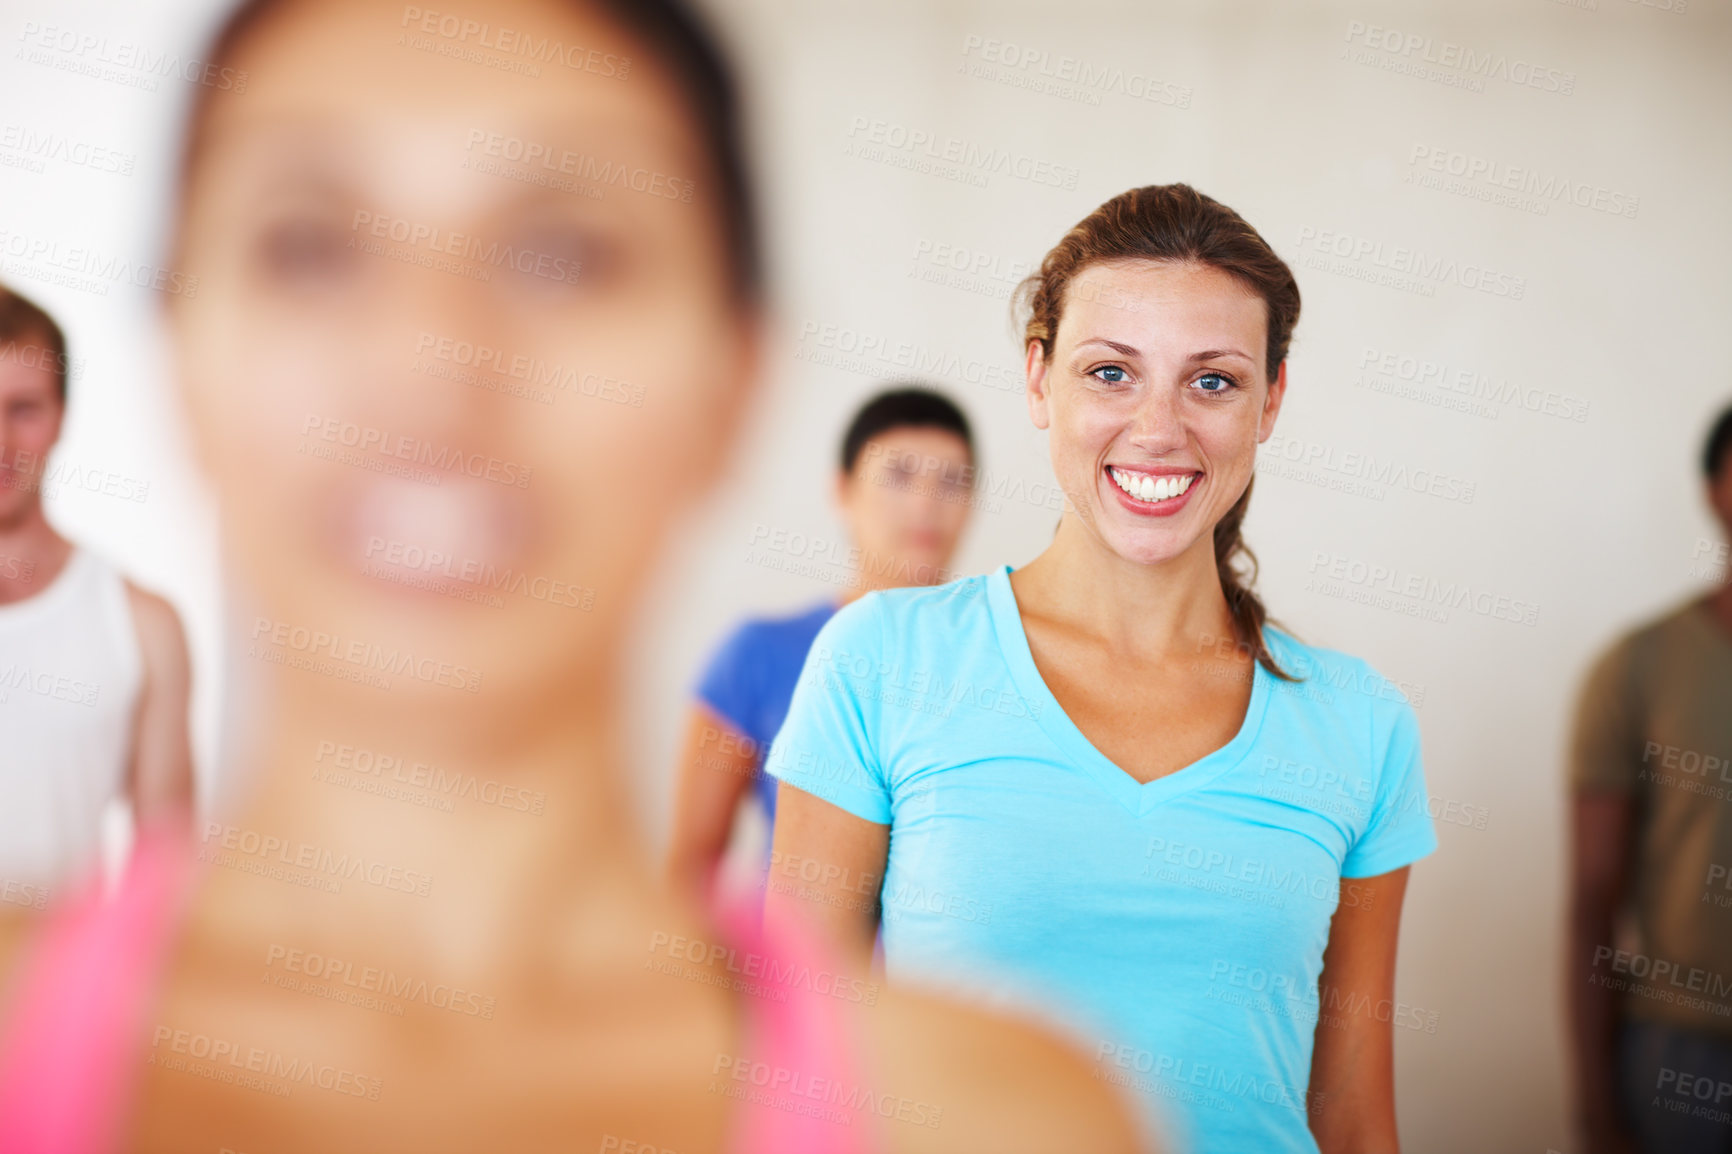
[1706,403,1732,481]
[839,386,975,475]
[0,284,69,403]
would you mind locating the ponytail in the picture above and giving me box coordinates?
[1213,478,1293,680]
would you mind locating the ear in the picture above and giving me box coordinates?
[1257,360,1288,442]
[1025,341,1053,431]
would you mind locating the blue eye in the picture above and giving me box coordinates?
[1193,372,1234,393]
[1091,365,1128,384]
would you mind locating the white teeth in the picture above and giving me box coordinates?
[343,477,528,570]
[1109,467,1197,503]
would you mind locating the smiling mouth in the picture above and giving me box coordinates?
[1107,465,1200,505]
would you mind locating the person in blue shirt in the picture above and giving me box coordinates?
[764,184,1439,1154]
[666,386,978,898]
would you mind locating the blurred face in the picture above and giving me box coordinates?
[837,426,973,584]
[169,0,754,714]
[0,342,62,526]
[1026,259,1285,568]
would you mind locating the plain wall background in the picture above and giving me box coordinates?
[2,0,1728,1149]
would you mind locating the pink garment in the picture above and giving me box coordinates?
[712,896,878,1154]
[0,826,193,1154]
[0,830,876,1154]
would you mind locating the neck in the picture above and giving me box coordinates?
[0,498,71,604]
[1016,514,1235,658]
[221,656,657,968]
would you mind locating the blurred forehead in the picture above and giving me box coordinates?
[185,0,701,207]
[866,426,971,457]
[857,425,973,474]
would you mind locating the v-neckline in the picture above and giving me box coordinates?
[986,564,1271,817]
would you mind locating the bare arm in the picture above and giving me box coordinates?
[1308,866,1410,1154]
[1568,792,1637,1154]
[0,907,33,998]
[764,782,888,973]
[123,585,194,829]
[665,703,760,897]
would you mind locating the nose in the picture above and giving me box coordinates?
[1125,383,1187,456]
[361,259,518,453]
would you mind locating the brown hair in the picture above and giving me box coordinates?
[0,284,70,403]
[1014,183,1301,679]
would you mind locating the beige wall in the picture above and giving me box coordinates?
[4,0,1728,1149]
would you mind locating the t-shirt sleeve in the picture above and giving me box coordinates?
[1341,697,1439,879]
[1568,636,1643,793]
[693,621,764,747]
[763,595,893,825]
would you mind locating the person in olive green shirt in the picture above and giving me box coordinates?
[1569,403,1732,1154]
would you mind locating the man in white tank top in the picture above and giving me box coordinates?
[0,287,193,905]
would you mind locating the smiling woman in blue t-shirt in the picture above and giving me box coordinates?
[764,184,1438,1154]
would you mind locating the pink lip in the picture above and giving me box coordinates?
[1104,466,1201,519]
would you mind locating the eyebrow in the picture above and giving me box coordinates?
[1075,338,1141,357]
[1187,348,1256,364]
[1073,339,1255,365]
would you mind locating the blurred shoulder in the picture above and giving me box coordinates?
[123,581,191,674]
[1570,599,1714,713]
[717,599,832,647]
[704,601,836,684]
[859,985,1153,1154]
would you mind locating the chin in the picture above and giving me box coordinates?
[1099,524,1198,569]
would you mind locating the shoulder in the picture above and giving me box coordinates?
[123,581,191,682]
[123,582,185,637]
[1625,598,1710,662]
[712,600,834,655]
[857,572,995,636]
[1576,602,1701,695]
[803,574,996,668]
[1263,625,1418,717]
[860,986,1152,1154]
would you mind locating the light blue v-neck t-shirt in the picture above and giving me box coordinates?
[765,566,1438,1154]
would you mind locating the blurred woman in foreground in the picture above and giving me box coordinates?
[0,1,1148,1151]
